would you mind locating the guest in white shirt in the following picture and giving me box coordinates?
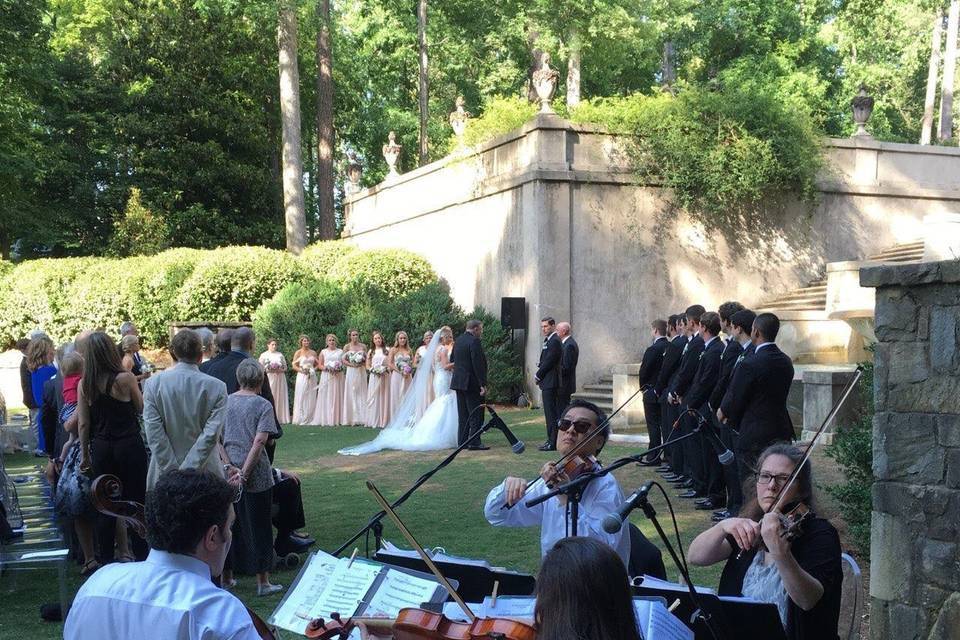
[64,469,261,640]
[484,399,631,567]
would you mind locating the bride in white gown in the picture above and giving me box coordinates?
[339,327,458,455]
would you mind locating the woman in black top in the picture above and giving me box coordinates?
[534,537,641,640]
[78,332,149,564]
[688,443,842,640]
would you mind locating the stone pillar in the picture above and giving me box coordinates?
[800,367,861,444]
[610,363,645,432]
[861,259,960,640]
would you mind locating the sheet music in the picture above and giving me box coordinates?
[638,574,717,595]
[634,600,693,640]
[379,541,492,568]
[269,553,380,635]
[481,595,536,618]
[363,568,442,618]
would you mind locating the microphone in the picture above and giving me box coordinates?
[602,481,653,534]
[693,412,734,466]
[485,405,525,454]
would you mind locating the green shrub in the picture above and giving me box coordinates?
[825,362,874,559]
[174,246,313,323]
[127,248,203,347]
[470,307,523,404]
[444,96,539,154]
[63,257,147,340]
[326,249,438,299]
[0,260,12,279]
[252,279,351,355]
[300,240,360,279]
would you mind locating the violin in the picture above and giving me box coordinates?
[91,474,278,640]
[543,454,598,489]
[306,608,537,640]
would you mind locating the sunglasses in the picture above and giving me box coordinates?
[557,418,595,434]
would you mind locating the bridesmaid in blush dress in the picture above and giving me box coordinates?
[259,339,290,423]
[291,335,318,425]
[312,334,344,426]
[364,331,391,428]
[340,329,368,426]
[413,330,435,420]
[387,331,414,412]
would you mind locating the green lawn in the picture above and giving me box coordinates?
[0,408,725,639]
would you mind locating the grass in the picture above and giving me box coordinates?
[0,407,726,639]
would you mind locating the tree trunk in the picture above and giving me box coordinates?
[316,0,336,240]
[278,0,307,254]
[566,26,581,108]
[922,8,944,144]
[0,230,9,261]
[662,41,676,87]
[306,126,316,242]
[939,0,959,142]
[417,0,429,164]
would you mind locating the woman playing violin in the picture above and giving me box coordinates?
[687,443,842,640]
[484,400,631,568]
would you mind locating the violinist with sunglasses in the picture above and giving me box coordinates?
[484,400,631,568]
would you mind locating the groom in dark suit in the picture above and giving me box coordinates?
[535,317,562,451]
[450,319,488,450]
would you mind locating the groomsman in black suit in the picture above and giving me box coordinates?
[711,307,754,521]
[656,315,688,477]
[555,322,579,418]
[682,311,724,505]
[535,317,562,451]
[638,319,669,466]
[450,319,489,450]
[719,312,795,505]
[667,305,706,490]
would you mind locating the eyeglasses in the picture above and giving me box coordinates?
[757,472,791,487]
[557,418,595,434]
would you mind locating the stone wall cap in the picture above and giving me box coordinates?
[860,259,960,287]
[802,367,860,383]
[611,363,643,375]
[827,259,887,272]
[825,136,960,157]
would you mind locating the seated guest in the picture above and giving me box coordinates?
[534,537,641,640]
[271,467,315,555]
[484,400,631,568]
[64,469,262,640]
[687,443,842,640]
[220,359,282,596]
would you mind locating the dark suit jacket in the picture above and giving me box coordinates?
[685,337,724,410]
[669,333,705,400]
[709,339,744,410]
[202,351,281,432]
[639,337,669,388]
[654,335,686,397]
[719,343,795,452]
[536,334,562,389]
[20,358,37,409]
[40,375,65,457]
[558,337,579,395]
[450,332,487,392]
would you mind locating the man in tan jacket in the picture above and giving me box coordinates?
[143,329,230,490]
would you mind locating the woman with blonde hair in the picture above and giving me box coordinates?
[311,334,344,425]
[340,329,368,425]
[364,332,391,428]
[386,331,413,412]
[291,335,318,424]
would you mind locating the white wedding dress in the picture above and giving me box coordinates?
[339,331,458,455]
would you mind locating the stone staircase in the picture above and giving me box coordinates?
[571,374,614,414]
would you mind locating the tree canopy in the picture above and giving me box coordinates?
[0,0,949,258]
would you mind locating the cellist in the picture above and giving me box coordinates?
[484,400,631,568]
[687,443,843,640]
[64,469,264,640]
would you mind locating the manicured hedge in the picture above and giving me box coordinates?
[126,248,204,347]
[299,239,359,279]
[326,248,438,299]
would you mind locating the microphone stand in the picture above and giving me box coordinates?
[634,489,725,640]
[331,406,497,558]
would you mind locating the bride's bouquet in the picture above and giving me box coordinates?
[370,364,387,376]
[349,351,366,366]
[141,361,155,374]
[325,360,344,374]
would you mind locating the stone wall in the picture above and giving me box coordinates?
[344,116,960,396]
[862,259,960,640]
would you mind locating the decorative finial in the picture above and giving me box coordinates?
[449,96,470,139]
[345,151,362,195]
[851,84,874,138]
[531,53,560,114]
[382,131,402,180]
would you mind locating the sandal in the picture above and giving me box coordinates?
[117,553,136,563]
[80,560,101,577]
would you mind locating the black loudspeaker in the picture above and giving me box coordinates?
[500,297,527,331]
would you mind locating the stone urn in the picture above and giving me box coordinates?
[851,84,874,138]
[922,212,960,261]
[449,96,470,140]
[345,152,362,195]
[532,54,560,114]
[382,131,402,181]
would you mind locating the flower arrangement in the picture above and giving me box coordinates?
[325,360,344,374]
[265,361,286,373]
[141,362,155,374]
[301,364,316,379]
[395,355,413,376]
[349,351,366,366]
[371,364,388,376]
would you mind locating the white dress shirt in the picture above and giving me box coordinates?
[483,469,631,567]
[64,550,260,640]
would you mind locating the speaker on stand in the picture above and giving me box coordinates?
[500,297,528,405]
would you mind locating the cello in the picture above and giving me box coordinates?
[90,474,279,640]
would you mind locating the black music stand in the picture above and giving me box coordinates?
[373,551,536,603]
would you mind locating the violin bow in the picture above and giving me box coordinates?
[365,480,476,622]
[737,365,863,558]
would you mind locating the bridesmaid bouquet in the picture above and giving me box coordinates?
[349,351,366,366]
[265,361,285,373]
[325,361,344,374]
[395,355,413,376]
[141,361,155,374]
[370,365,387,376]
[302,364,316,379]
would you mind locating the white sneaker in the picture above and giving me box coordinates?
[256,583,283,597]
